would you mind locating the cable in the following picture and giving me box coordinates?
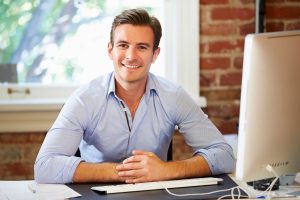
[256,165,280,199]
[164,186,249,199]
[164,166,279,199]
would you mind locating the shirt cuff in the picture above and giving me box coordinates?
[194,148,234,175]
[64,156,84,183]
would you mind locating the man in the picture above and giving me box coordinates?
[34,8,234,184]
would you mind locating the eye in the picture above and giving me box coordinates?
[138,45,148,50]
[117,43,128,49]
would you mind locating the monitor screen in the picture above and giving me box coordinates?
[236,30,300,182]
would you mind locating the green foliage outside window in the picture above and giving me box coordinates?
[0,0,106,83]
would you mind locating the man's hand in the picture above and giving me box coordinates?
[115,150,212,184]
[116,150,167,183]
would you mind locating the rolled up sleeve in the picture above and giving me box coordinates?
[195,143,235,175]
[175,87,235,175]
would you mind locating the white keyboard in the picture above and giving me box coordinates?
[91,177,223,194]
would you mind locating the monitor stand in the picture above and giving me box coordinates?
[247,178,279,191]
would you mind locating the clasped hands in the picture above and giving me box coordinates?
[116,150,168,183]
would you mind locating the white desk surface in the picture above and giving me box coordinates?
[231,175,300,199]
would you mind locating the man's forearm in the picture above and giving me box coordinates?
[73,155,211,183]
[163,155,212,180]
[117,152,212,183]
[73,162,124,183]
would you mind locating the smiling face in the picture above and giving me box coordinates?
[108,24,160,87]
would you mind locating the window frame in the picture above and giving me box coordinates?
[0,0,205,133]
[162,0,205,106]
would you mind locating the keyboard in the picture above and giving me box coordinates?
[91,177,223,194]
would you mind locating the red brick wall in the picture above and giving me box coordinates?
[0,132,46,180]
[173,0,300,161]
[1,0,300,180]
[200,0,300,134]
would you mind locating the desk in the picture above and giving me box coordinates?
[232,176,300,200]
[1,175,298,199]
[67,174,247,200]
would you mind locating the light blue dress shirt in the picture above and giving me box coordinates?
[34,72,235,183]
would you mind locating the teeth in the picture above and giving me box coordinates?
[123,64,141,69]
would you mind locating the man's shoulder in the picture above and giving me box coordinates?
[149,73,181,94]
[149,73,193,109]
[80,73,111,93]
[71,72,112,102]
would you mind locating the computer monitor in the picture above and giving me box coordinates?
[236,30,300,182]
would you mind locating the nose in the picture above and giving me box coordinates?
[125,46,138,60]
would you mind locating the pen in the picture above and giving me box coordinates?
[256,195,297,199]
[28,183,36,193]
[256,196,267,199]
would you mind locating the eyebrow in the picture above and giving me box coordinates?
[116,40,151,47]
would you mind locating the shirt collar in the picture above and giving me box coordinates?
[107,72,116,98]
[146,73,157,97]
[106,72,157,100]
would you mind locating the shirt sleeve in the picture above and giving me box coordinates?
[34,92,88,183]
[175,87,235,175]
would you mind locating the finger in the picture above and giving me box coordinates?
[132,150,150,155]
[119,175,135,179]
[116,162,141,171]
[118,168,145,177]
[118,170,135,177]
[132,150,156,159]
[116,164,124,171]
[125,176,148,183]
[122,155,143,164]
[124,178,135,184]
[118,176,128,183]
[123,177,143,184]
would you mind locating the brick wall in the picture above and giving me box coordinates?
[175,0,300,161]
[200,0,300,134]
[0,132,46,180]
[1,0,300,180]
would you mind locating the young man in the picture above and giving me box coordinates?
[34,8,234,184]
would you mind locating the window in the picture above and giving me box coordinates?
[0,0,204,132]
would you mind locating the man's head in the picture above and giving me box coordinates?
[110,8,162,51]
[108,9,161,87]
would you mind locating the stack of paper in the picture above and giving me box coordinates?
[0,180,81,200]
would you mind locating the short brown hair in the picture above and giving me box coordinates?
[110,8,162,51]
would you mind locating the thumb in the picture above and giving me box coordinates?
[132,150,153,156]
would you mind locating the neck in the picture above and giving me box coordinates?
[116,80,145,120]
[115,78,146,119]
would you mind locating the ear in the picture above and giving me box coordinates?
[108,42,113,60]
[152,47,160,63]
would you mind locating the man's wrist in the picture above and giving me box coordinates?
[163,156,212,180]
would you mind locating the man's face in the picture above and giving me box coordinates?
[108,24,160,85]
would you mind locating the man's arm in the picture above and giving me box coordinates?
[115,150,211,183]
[73,162,126,183]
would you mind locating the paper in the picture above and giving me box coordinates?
[0,180,81,200]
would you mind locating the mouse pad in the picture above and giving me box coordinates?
[68,174,248,200]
